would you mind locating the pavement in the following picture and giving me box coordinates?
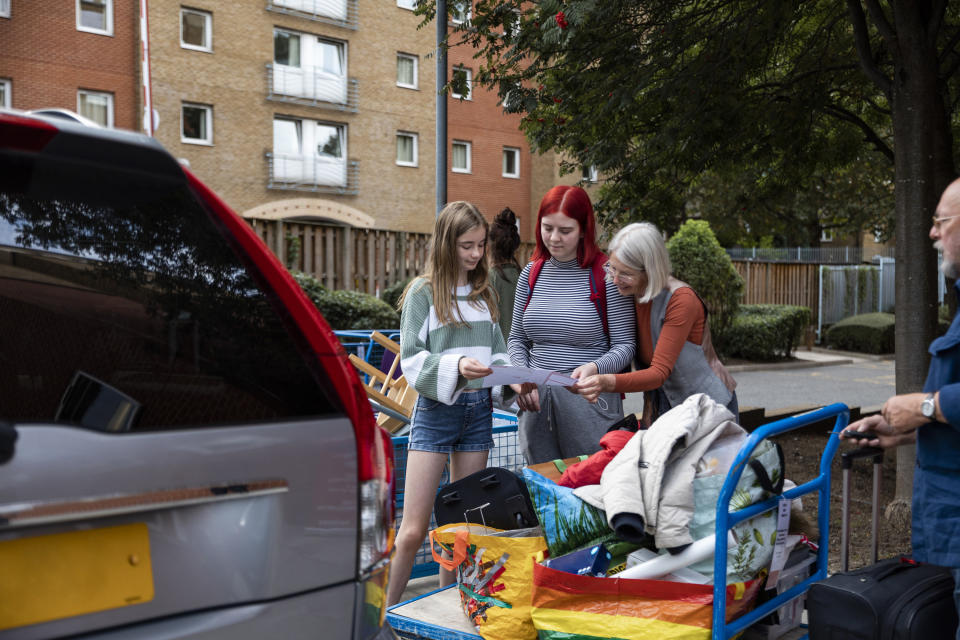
[397,346,897,604]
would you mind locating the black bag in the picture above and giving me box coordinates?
[433,467,537,530]
[807,447,957,639]
[807,556,957,639]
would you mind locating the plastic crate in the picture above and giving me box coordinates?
[392,414,524,579]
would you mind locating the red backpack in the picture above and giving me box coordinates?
[524,252,610,338]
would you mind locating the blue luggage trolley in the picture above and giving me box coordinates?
[387,403,851,640]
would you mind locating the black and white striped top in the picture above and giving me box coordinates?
[507,257,636,374]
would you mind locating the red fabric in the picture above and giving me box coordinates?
[557,429,635,488]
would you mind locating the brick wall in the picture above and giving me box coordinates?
[0,0,140,129]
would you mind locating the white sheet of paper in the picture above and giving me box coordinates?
[483,365,577,387]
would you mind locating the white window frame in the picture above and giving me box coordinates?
[820,228,835,242]
[452,140,471,174]
[272,28,348,105]
[0,0,10,19]
[581,165,598,183]
[181,102,213,145]
[77,90,113,127]
[272,116,348,187]
[396,132,418,167]
[451,67,472,101]
[396,0,416,9]
[396,52,418,90]
[0,79,10,108]
[180,7,212,52]
[76,0,113,36]
[502,146,520,178]
[451,1,471,24]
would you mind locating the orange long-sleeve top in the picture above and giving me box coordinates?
[612,287,705,393]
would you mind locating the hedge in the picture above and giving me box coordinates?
[382,276,413,311]
[824,312,894,354]
[293,272,400,330]
[723,304,811,361]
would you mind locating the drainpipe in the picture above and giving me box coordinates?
[435,0,447,216]
[139,0,154,135]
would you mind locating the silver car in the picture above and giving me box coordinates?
[0,110,396,639]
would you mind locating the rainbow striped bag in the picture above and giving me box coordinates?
[529,561,760,640]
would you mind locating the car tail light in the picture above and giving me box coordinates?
[358,402,395,576]
[0,113,58,152]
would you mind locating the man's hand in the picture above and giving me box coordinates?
[510,383,540,412]
[841,413,916,449]
[574,374,613,403]
[458,357,493,380]
[882,392,931,432]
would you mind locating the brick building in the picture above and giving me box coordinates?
[0,0,140,129]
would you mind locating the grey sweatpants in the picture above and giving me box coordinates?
[518,384,624,465]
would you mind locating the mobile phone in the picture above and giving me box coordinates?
[841,430,877,440]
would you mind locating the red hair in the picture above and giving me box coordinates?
[531,185,600,267]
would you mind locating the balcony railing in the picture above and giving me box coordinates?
[267,153,359,195]
[265,0,358,29]
[266,64,359,113]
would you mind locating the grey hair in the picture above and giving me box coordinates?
[607,222,672,303]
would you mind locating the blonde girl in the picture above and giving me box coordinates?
[385,201,510,605]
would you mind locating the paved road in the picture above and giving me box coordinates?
[623,359,896,415]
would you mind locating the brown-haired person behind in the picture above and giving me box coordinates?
[574,222,739,426]
[489,207,522,340]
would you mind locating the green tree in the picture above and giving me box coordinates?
[666,220,744,346]
[423,0,960,524]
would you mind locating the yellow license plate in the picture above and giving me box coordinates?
[0,522,154,631]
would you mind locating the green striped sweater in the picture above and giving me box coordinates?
[399,277,509,404]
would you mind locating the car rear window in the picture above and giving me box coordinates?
[0,149,343,431]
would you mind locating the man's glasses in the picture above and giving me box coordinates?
[603,262,643,284]
[932,214,960,230]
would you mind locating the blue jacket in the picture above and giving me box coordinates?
[914,282,960,566]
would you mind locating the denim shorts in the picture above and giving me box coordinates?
[408,389,494,454]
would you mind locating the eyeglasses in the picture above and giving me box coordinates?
[932,214,960,230]
[603,262,644,284]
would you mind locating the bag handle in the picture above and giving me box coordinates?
[429,528,469,570]
[748,442,785,495]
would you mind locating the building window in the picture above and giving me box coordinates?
[273,29,347,104]
[0,79,10,108]
[0,0,10,18]
[181,103,212,144]
[451,67,471,100]
[77,0,112,35]
[820,228,835,243]
[452,140,471,173]
[451,1,470,24]
[581,165,598,183]
[272,116,347,187]
[396,132,418,167]
[77,90,113,127]
[180,8,212,51]
[502,147,520,178]
[397,0,416,10]
[272,0,347,22]
[397,53,418,89]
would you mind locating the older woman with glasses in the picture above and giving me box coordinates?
[575,222,739,425]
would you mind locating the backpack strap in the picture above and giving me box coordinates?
[525,254,609,339]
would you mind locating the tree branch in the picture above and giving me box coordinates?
[846,0,893,96]
[821,103,894,162]
[863,0,897,46]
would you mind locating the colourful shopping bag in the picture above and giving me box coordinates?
[530,561,761,640]
[430,523,547,640]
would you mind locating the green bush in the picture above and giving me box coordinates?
[666,220,744,344]
[723,305,812,361]
[824,312,894,354]
[382,276,413,311]
[293,272,400,330]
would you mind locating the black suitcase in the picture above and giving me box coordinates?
[807,447,958,639]
[433,467,538,530]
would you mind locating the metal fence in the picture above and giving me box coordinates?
[816,259,896,339]
[727,246,895,264]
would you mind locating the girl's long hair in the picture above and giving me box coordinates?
[400,201,499,326]
[490,207,522,274]
[530,185,600,267]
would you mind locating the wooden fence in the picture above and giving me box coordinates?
[248,219,535,295]
[734,261,821,320]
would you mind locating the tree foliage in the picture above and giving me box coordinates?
[666,220,743,342]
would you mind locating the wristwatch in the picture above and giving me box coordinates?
[921,393,937,419]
